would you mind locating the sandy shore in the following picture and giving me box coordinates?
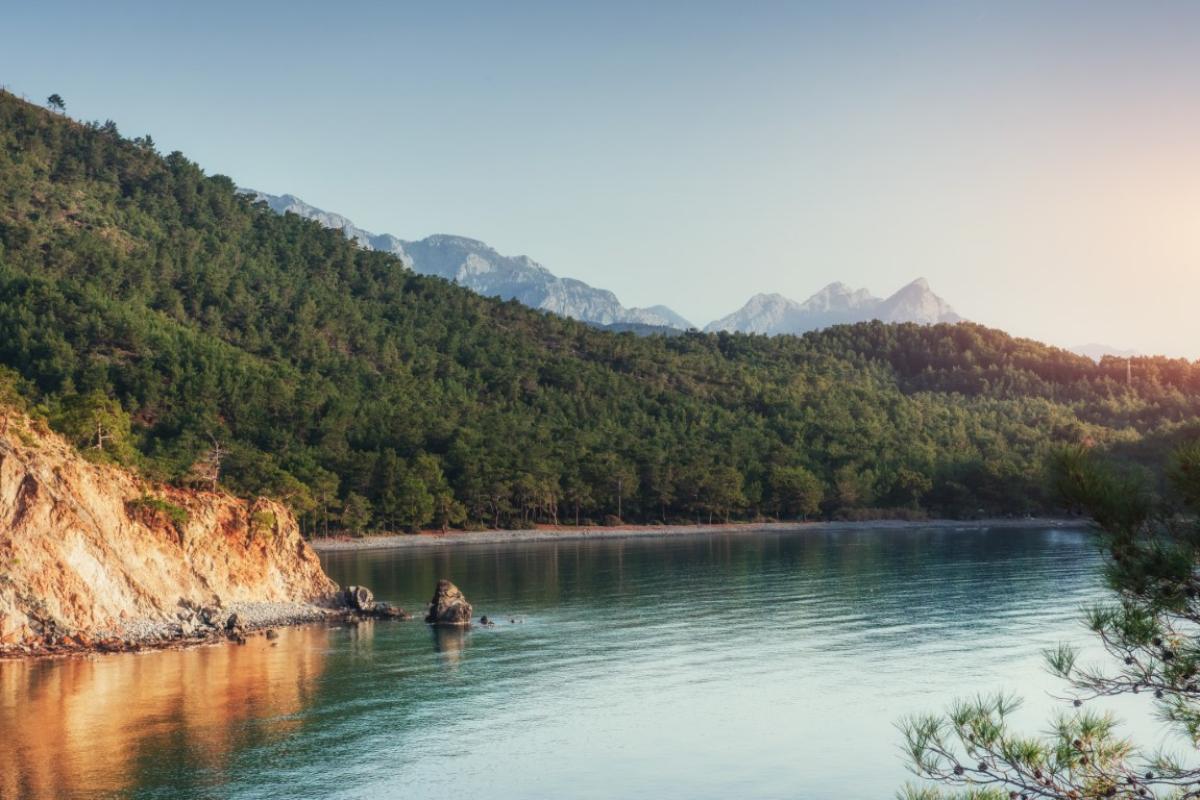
[310,517,1092,552]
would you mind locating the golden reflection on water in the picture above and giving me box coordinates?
[0,626,330,800]
[431,626,468,670]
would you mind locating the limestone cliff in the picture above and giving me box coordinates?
[0,411,339,654]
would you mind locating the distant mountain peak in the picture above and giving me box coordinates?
[748,292,797,306]
[242,189,693,331]
[706,279,961,336]
[814,280,857,295]
[799,282,879,313]
[873,278,959,325]
[705,293,802,335]
[1070,343,1140,362]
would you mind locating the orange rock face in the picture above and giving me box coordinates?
[0,412,338,651]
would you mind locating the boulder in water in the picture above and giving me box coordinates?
[373,602,413,620]
[225,612,247,644]
[424,580,472,626]
[345,585,375,612]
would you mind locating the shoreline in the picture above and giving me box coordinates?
[0,598,413,661]
[310,516,1093,553]
[0,600,339,661]
[4,518,1090,660]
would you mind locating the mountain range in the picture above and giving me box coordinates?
[704,279,961,335]
[241,191,693,330]
[243,190,964,337]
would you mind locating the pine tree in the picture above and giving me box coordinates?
[901,444,1200,798]
[340,493,372,536]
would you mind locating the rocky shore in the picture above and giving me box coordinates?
[0,410,412,660]
[309,517,1092,552]
[1,590,417,660]
[3,600,332,659]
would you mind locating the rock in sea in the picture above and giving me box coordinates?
[345,585,375,612]
[424,580,473,626]
[373,602,413,620]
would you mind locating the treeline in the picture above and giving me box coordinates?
[0,90,1197,534]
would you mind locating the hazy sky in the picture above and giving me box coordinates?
[4,1,1198,356]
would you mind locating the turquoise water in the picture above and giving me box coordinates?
[0,527,1159,799]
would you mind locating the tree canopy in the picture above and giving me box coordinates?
[0,89,1197,534]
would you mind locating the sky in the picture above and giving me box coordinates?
[4,1,1198,357]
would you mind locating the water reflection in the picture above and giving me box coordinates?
[431,627,469,669]
[345,618,377,653]
[0,627,329,800]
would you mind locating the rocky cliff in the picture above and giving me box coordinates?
[0,410,340,655]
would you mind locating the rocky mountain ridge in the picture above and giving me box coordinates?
[706,278,961,335]
[244,190,965,338]
[243,190,693,330]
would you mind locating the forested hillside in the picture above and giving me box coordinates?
[1,90,1196,532]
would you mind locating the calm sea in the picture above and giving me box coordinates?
[0,527,1171,799]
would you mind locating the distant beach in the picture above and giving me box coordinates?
[308,517,1092,552]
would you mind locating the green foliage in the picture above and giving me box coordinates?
[0,89,1197,534]
[769,465,824,519]
[1167,441,1200,512]
[250,509,277,537]
[340,493,372,536]
[126,494,190,532]
[902,444,1200,798]
[1047,446,1151,533]
[892,467,934,509]
[0,365,30,411]
[51,390,138,465]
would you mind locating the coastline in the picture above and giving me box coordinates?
[4,517,1091,660]
[310,516,1093,552]
[0,598,416,661]
[0,600,367,661]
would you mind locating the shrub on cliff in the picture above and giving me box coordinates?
[126,495,190,534]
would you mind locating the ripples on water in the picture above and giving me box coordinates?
[0,527,1169,799]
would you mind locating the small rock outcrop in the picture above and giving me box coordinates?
[424,580,472,626]
[372,603,412,620]
[340,586,412,620]
[345,585,375,611]
[199,605,224,628]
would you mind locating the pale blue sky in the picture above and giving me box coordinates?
[4,1,1199,355]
